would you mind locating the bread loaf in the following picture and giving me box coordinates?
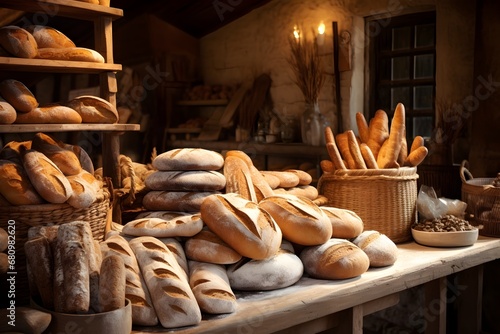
[324,126,347,170]
[347,130,367,169]
[0,79,38,113]
[153,148,224,171]
[145,170,226,192]
[261,172,281,189]
[36,47,105,63]
[300,238,370,280]
[0,227,7,252]
[184,228,242,264]
[67,173,98,208]
[31,132,82,176]
[24,236,54,309]
[59,142,94,174]
[100,234,158,326]
[0,26,38,58]
[259,194,332,246]
[201,193,282,260]
[352,230,398,267]
[223,155,257,202]
[0,159,45,205]
[27,225,59,242]
[367,109,389,159]
[355,112,370,143]
[66,95,119,123]
[26,25,75,49]
[129,236,202,328]
[122,214,203,238]
[377,103,405,168]
[260,171,300,188]
[98,255,126,312]
[320,206,364,239]
[189,261,237,314]
[142,190,218,212]
[22,149,72,203]
[0,140,31,165]
[0,97,16,124]
[15,104,82,124]
[273,185,318,200]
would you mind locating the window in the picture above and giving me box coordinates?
[368,12,436,139]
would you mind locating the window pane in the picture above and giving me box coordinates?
[392,26,411,50]
[415,23,435,48]
[391,86,410,110]
[379,58,392,81]
[413,116,433,138]
[414,85,433,110]
[392,56,410,80]
[414,54,434,79]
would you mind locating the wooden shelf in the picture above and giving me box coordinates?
[0,57,122,74]
[0,0,123,20]
[176,99,228,106]
[0,123,140,133]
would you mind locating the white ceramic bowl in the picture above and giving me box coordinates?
[411,228,479,247]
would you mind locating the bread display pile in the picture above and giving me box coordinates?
[0,79,119,124]
[0,132,102,208]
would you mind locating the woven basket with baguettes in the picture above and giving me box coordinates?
[317,167,418,243]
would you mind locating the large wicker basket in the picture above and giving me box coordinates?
[317,167,419,243]
[0,186,111,306]
[460,160,500,237]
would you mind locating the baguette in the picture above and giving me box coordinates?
[98,255,126,312]
[335,132,356,169]
[410,135,425,153]
[397,128,408,166]
[346,130,367,169]
[377,103,405,168]
[324,126,346,170]
[59,239,90,313]
[0,79,38,113]
[0,26,38,59]
[366,109,389,159]
[122,214,204,238]
[404,145,428,167]
[355,112,370,143]
[36,47,105,63]
[320,159,335,173]
[285,169,312,186]
[15,104,82,124]
[360,143,378,169]
[156,237,189,276]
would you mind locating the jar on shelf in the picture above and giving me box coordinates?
[301,101,326,146]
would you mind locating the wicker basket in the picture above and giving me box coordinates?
[460,160,500,237]
[0,186,111,306]
[317,167,418,243]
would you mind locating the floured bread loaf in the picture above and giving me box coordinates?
[185,228,242,265]
[201,193,282,260]
[156,237,189,276]
[226,243,303,291]
[143,190,218,212]
[153,148,224,171]
[31,132,82,176]
[122,214,203,238]
[98,254,126,312]
[24,236,54,309]
[100,234,158,326]
[300,238,370,280]
[129,236,201,328]
[321,206,364,239]
[0,97,16,124]
[352,230,398,267]
[189,261,237,314]
[223,155,257,202]
[0,26,38,59]
[0,79,38,112]
[26,25,75,48]
[66,95,119,124]
[145,170,226,191]
[259,194,332,246]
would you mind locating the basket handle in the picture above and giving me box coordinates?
[460,160,474,183]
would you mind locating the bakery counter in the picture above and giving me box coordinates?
[132,236,500,334]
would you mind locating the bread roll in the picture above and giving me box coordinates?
[259,194,332,246]
[100,234,158,326]
[189,261,237,314]
[31,132,82,176]
[260,171,300,188]
[24,236,54,309]
[300,238,370,280]
[0,79,38,112]
[321,206,364,239]
[98,255,126,312]
[22,149,72,203]
[185,228,242,265]
[66,95,119,123]
[142,190,218,212]
[15,104,82,124]
[145,170,226,192]
[122,214,203,238]
[0,97,16,124]
[273,185,318,200]
[26,25,75,49]
[352,230,398,267]
[223,155,257,202]
[0,159,44,205]
[36,47,105,63]
[153,148,224,171]
[227,246,303,291]
[129,236,202,328]
[0,26,38,58]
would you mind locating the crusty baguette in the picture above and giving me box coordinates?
[98,254,126,312]
[377,103,405,168]
[404,145,428,167]
[122,214,204,238]
[36,47,105,63]
[15,104,82,124]
[336,132,356,169]
[324,126,346,170]
[346,130,367,169]
[360,143,379,169]
[366,109,389,159]
[410,135,425,153]
[355,112,370,143]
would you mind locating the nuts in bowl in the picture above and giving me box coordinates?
[412,215,479,247]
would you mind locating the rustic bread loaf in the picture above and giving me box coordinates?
[273,185,318,200]
[259,194,332,246]
[189,261,237,314]
[261,171,281,189]
[59,142,94,174]
[223,155,257,202]
[24,236,54,310]
[352,230,398,267]
[0,140,31,165]
[261,170,300,188]
[15,104,82,124]
[300,238,370,280]
[0,97,16,124]
[26,25,75,48]
[122,214,203,238]
[185,228,242,264]
[0,159,44,205]
[129,236,202,328]
[156,237,189,276]
[31,132,82,176]
[0,26,38,58]
[201,193,282,260]
[145,170,226,191]
[36,47,105,63]
[320,206,364,239]
[142,190,218,212]
[98,254,126,312]
[0,79,38,112]
[66,173,98,208]
[66,95,119,123]
[285,169,313,186]
[153,148,225,171]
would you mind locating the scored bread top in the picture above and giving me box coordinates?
[153,148,224,171]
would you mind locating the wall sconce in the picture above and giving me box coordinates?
[317,21,325,45]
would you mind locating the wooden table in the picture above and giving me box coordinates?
[132,236,500,334]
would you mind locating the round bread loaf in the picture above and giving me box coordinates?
[26,25,75,49]
[261,171,300,188]
[153,148,224,171]
[31,132,82,176]
[142,190,218,212]
[201,193,282,260]
[259,194,332,246]
[0,159,44,205]
[0,97,16,124]
[0,79,38,113]
[36,47,105,63]
[15,105,82,124]
[352,230,398,267]
[226,247,303,291]
[122,214,203,238]
[185,228,242,265]
[273,185,318,200]
[0,26,38,58]
[145,170,226,191]
[321,206,364,239]
[300,238,370,280]
[66,95,119,123]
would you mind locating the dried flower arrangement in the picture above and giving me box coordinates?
[433,99,466,146]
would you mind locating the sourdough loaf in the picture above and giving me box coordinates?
[321,206,364,239]
[15,104,82,124]
[122,214,203,238]
[352,230,398,267]
[142,190,218,212]
[66,95,119,123]
[0,159,44,205]
[0,26,38,58]
[153,148,224,171]
[0,79,38,112]
[184,228,242,265]
[26,25,75,48]
[145,170,226,191]
[0,97,16,124]
[31,132,82,176]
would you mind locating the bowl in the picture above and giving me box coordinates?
[411,228,479,247]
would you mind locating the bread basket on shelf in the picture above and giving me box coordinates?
[460,160,500,237]
[317,167,418,243]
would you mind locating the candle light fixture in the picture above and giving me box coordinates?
[293,25,300,42]
[317,20,325,45]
